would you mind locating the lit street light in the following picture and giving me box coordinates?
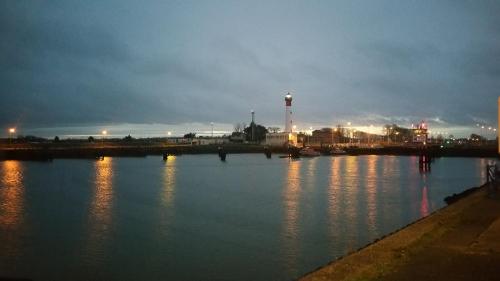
[98,130,107,146]
[346,122,352,144]
[167,131,172,136]
[8,128,16,142]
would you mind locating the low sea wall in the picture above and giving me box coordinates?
[0,142,497,160]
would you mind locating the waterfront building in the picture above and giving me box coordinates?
[193,137,230,145]
[311,127,347,145]
[266,132,297,147]
[411,121,428,144]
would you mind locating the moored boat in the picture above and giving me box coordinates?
[329,147,347,155]
[299,147,321,157]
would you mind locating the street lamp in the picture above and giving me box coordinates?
[307,126,313,146]
[167,131,172,136]
[346,122,352,144]
[210,122,214,138]
[100,130,107,145]
[8,128,15,142]
[368,125,374,143]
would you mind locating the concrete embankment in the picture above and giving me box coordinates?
[0,144,280,160]
[0,142,497,160]
[300,183,500,281]
[344,146,497,158]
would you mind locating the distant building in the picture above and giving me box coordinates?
[193,137,230,145]
[411,121,428,144]
[229,132,246,143]
[266,132,297,147]
[310,127,347,145]
[166,137,229,145]
[166,137,192,144]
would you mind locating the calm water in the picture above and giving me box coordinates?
[0,155,489,280]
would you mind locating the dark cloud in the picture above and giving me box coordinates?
[0,2,165,127]
[360,42,442,71]
[1,1,500,137]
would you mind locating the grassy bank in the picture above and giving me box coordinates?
[300,183,500,281]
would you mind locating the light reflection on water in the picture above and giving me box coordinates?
[159,155,177,238]
[82,157,114,273]
[0,160,24,265]
[327,156,342,254]
[344,156,360,250]
[421,184,430,217]
[365,155,378,236]
[0,161,24,229]
[0,155,489,281]
[282,159,301,277]
[162,156,177,208]
[305,157,318,192]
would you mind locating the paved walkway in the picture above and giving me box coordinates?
[301,185,500,281]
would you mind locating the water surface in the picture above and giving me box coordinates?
[0,155,488,280]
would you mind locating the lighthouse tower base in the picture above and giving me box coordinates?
[265,132,298,147]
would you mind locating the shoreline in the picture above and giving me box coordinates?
[0,143,497,160]
[300,182,500,281]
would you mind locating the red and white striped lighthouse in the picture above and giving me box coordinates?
[285,93,293,133]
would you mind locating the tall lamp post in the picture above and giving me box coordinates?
[210,122,214,138]
[308,126,313,146]
[101,130,107,145]
[8,128,16,143]
[331,127,334,145]
[347,122,352,144]
[251,110,255,142]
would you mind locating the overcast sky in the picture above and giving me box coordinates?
[1,1,499,137]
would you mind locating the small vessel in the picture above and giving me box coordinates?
[329,147,347,155]
[299,147,320,157]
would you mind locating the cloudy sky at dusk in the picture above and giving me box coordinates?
[2,1,499,137]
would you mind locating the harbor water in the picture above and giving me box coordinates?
[0,155,489,280]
